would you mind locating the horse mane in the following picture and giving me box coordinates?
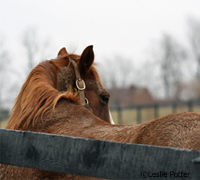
[7,53,100,130]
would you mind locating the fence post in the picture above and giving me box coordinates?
[188,100,193,112]
[136,106,141,124]
[172,102,177,113]
[117,105,122,125]
[154,104,159,119]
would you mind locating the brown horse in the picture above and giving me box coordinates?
[1,46,200,180]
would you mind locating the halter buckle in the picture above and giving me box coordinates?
[76,78,86,91]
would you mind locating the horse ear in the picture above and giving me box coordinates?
[78,45,94,75]
[58,47,68,57]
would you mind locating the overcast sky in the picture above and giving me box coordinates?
[1,0,200,66]
[1,0,200,108]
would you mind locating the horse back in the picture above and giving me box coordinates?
[134,112,200,150]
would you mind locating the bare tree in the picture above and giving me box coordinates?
[22,28,38,74]
[0,37,10,111]
[100,56,136,89]
[168,18,200,101]
[187,17,200,78]
[22,27,53,76]
[149,34,187,99]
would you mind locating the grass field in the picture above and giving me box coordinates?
[111,105,200,125]
[0,118,8,129]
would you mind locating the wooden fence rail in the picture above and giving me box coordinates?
[1,128,200,179]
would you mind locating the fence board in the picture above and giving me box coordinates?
[1,128,200,179]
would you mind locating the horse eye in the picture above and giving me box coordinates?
[99,95,109,104]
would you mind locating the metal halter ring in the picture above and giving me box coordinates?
[85,98,89,104]
[75,78,86,91]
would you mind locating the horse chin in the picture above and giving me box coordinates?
[109,110,115,124]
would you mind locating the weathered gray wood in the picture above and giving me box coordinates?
[1,128,200,179]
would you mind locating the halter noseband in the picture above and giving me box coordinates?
[69,58,93,113]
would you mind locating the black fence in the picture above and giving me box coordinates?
[110,98,200,125]
[1,128,200,179]
[0,109,9,121]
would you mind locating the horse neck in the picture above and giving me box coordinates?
[87,123,142,143]
[43,99,142,144]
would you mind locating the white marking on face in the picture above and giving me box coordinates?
[109,110,115,124]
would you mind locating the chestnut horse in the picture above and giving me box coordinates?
[1,46,200,180]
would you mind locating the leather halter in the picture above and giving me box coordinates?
[69,58,93,113]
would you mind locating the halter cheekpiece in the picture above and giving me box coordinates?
[69,58,93,113]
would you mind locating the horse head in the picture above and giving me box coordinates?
[57,45,113,124]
